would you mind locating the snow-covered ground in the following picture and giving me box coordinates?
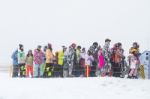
[0,73,150,99]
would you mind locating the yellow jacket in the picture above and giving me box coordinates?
[58,51,64,65]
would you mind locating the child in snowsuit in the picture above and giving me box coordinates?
[18,44,26,77]
[128,42,140,78]
[128,49,139,79]
[25,50,33,78]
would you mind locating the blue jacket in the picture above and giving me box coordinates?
[11,50,18,66]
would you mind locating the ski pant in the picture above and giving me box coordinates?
[34,63,43,77]
[73,63,82,77]
[90,65,96,77]
[26,65,33,77]
[19,63,26,77]
[63,68,69,77]
[53,65,63,77]
[43,63,53,77]
[96,68,103,77]
[112,62,121,77]
[103,62,111,75]
[69,62,74,76]
[84,65,91,77]
[40,62,46,77]
[129,68,138,77]
[12,65,19,77]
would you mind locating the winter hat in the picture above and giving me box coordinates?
[117,42,122,47]
[37,45,42,49]
[19,44,23,48]
[93,42,98,46]
[105,38,111,42]
[133,42,139,48]
[48,43,52,48]
[62,46,67,49]
[82,48,86,52]
[71,43,76,49]
[77,46,81,49]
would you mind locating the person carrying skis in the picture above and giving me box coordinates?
[11,49,19,77]
[18,44,26,77]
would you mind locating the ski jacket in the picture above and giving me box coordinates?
[46,49,54,64]
[26,56,33,66]
[34,49,44,65]
[58,50,64,65]
[11,50,18,66]
[18,50,26,64]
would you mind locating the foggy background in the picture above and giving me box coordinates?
[0,0,150,65]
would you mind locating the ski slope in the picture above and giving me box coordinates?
[0,73,150,99]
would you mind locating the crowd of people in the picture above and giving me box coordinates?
[11,38,141,79]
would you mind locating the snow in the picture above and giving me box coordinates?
[0,73,150,99]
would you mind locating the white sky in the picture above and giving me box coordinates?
[0,0,150,65]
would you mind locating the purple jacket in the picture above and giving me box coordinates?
[34,49,44,65]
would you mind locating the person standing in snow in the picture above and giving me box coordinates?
[89,42,99,77]
[25,50,34,78]
[44,43,54,77]
[103,39,112,76]
[53,52,59,77]
[128,42,140,78]
[128,49,139,79]
[18,44,26,77]
[111,43,124,77]
[11,49,19,77]
[57,46,67,77]
[74,45,82,77]
[40,46,47,77]
[69,43,76,77]
[84,50,94,77]
[63,44,76,77]
[79,48,86,76]
[97,47,105,77]
[33,45,44,78]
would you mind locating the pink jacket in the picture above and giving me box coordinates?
[98,54,105,69]
[34,49,44,65]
